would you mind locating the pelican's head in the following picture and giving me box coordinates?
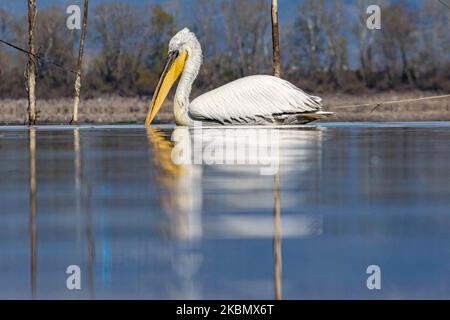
[145,28,201,126]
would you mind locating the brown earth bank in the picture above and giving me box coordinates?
[0,91,449,125]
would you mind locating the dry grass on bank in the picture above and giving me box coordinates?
[0,96,155,125]
[0,91,449,125]
[322,91,450,122]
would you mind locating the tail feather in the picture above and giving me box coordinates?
[311,95,322,103]
[303,111,334,119]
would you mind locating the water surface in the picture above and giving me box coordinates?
[1,122,450,299]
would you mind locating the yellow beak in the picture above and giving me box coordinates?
[145,50,188,126]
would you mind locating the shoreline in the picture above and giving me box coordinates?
[0,91,449,125]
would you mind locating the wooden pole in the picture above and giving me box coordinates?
[271,0,280,78]
[27,0,37,125]
[71,0,89,125]
[271,0,282,300]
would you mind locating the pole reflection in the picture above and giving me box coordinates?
[29,127,37,299]
[74,128,95,299]
[273,172,282,300]
[84,185,95,299]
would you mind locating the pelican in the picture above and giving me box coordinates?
[145,28,332,126]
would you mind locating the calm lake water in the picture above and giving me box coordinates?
[1,122,450,299]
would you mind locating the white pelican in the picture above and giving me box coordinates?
[145,28,332,126]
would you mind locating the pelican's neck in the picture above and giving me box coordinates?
[174,45,202,126]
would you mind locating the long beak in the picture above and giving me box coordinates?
[145,50,188,126]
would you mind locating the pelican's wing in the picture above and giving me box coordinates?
[189,75,322,124]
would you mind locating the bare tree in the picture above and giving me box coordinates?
[221,0,270,77]
[0,10,12,38]
[71,0,89,125]
[91,3,174,95]
[322,1,348,87]
[27,0,37,125]
[292,0,326,78]
[34,7,76,98]
[91,3,144,94]
[373,1,418,87]
[1,0,449,101]
[0,10,13,79]
[353,0,375,86]
[193,0,223,90]
[413,1,450,89]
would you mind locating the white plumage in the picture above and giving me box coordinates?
[151,28,332,126]
[190,75,323,125]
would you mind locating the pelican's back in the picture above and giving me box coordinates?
[189,75,326,125]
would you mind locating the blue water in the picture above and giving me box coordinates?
[1,122,450,299]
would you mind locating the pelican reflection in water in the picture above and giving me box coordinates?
[146,126,326,298]
[145,28,332,126]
